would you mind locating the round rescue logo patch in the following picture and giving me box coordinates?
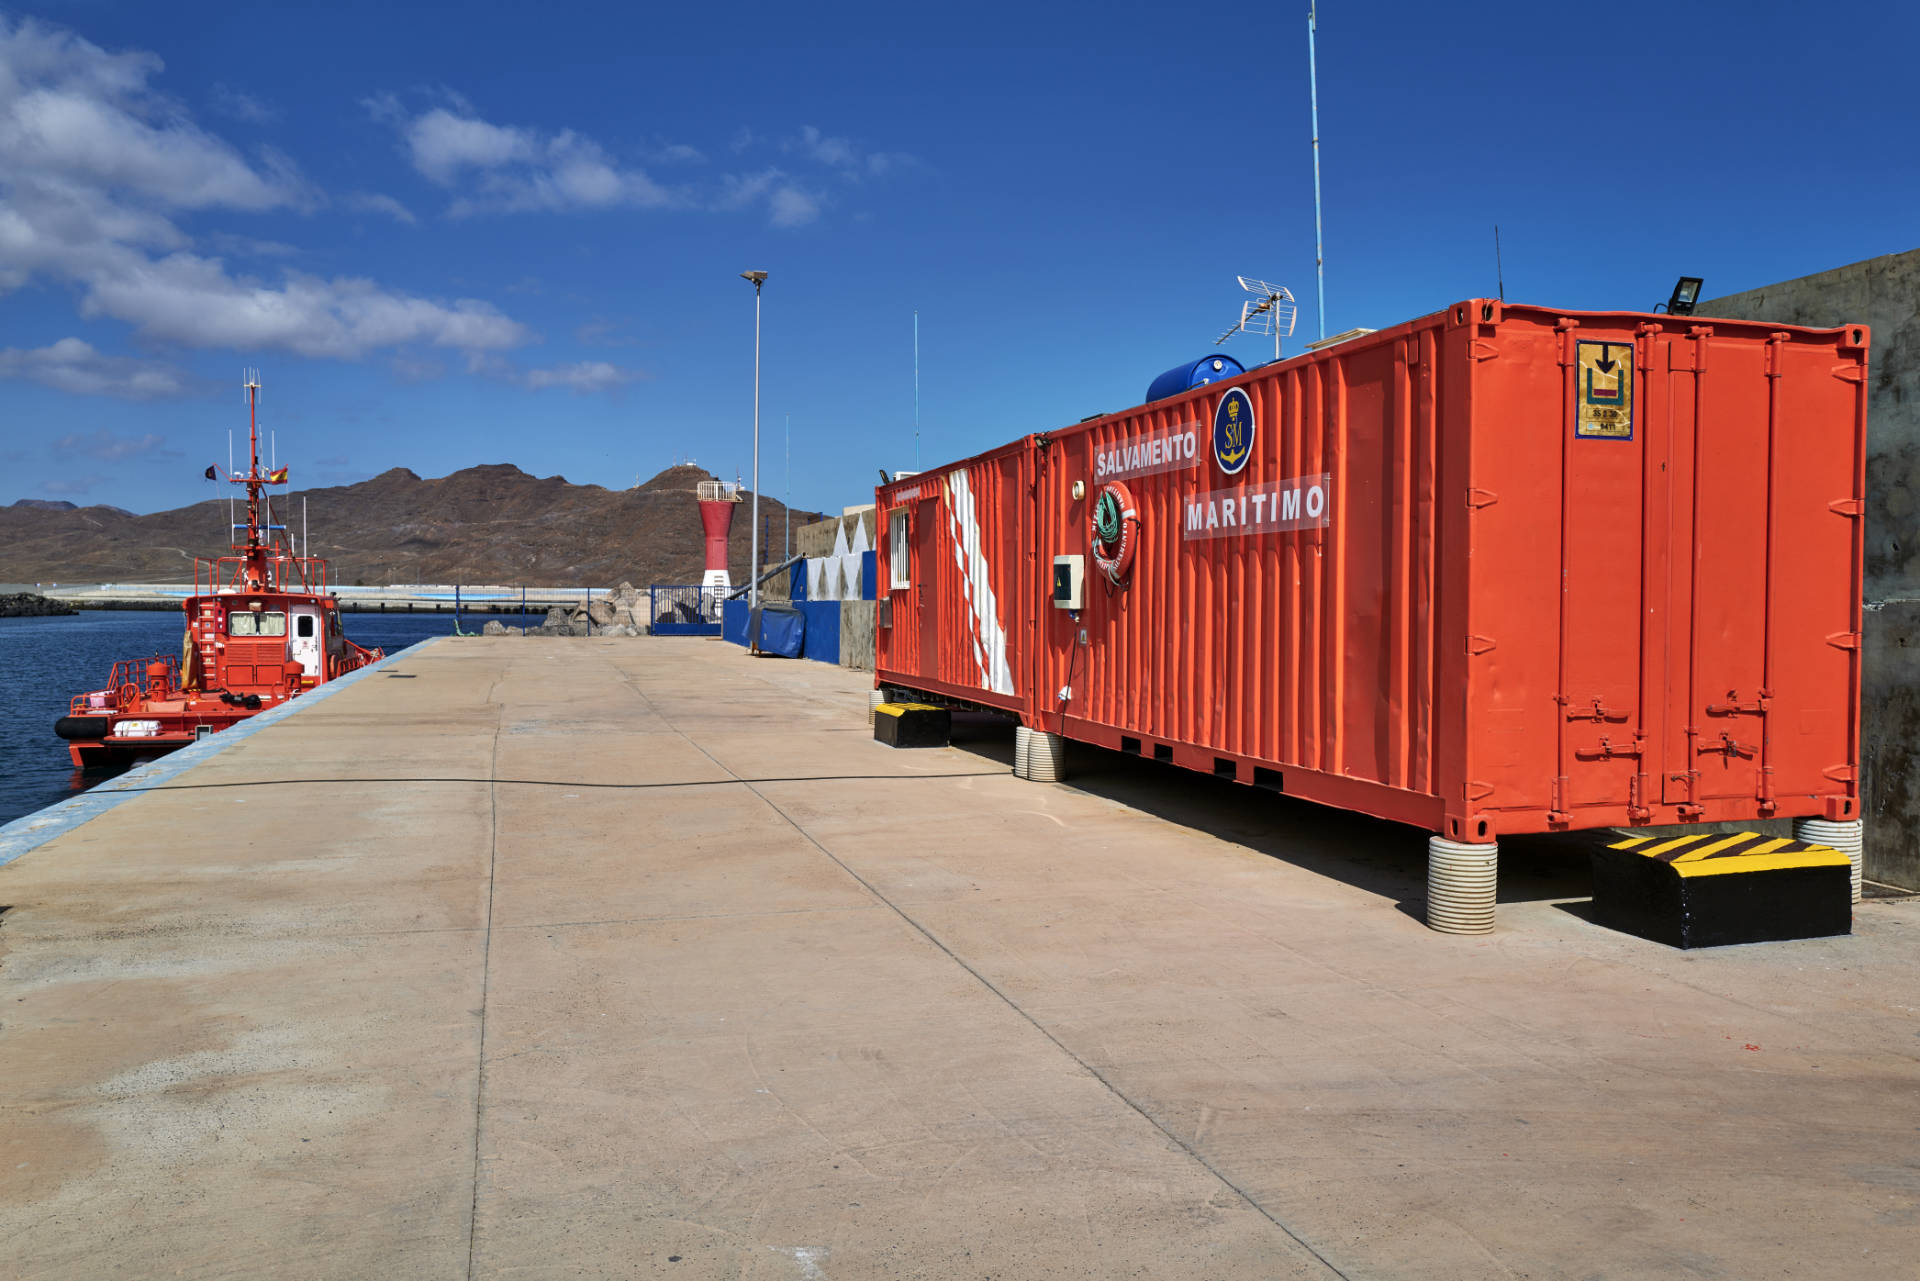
[1212,386,1256,476]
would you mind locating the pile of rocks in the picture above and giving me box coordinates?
[480,583,664,637]
[0,592,78,617]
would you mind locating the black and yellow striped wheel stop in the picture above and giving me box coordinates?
[873,702,950,748]
[873,702,944,718]
[1606,831,1853,878]
[1592,831,1852,949]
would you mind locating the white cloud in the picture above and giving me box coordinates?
[784,125,921,181]
[370,97,873,228]
[0,17,532,364]
[375,101,676,215]
[717,166,821,227]
[346,191,417,224]
[208,84,275,125]
[769,185,821,228]
[0,336,195,399]
[522,360,636,393]
[53,424,177,458]
[404,107,532,182]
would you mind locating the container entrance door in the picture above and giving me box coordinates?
[916,496,941,679]
[1659,333,1767,806]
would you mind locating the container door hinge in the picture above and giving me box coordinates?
[1831,363,1866,383]
[1466,634,1497,655]
[1826,630,1862,650]
[1766,332,1791,378]
[1466,488,1499,509]
[1829,498,1864,517]
[1824,763,1858,783]
[1471,340,1500,362]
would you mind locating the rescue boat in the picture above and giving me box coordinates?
[54,374,384,769]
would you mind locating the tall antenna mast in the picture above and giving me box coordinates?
[1308,3,1326,340]
[1215,277,1299,360]
[1494,224,1506,302]
[913,310,920,470]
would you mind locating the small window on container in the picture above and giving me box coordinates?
[890,509,911,590]
[258,611,287,637]
[296,615,315,638]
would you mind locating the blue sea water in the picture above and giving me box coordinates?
[0,610,484,829]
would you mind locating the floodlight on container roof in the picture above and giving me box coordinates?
[1213,277,1299,359]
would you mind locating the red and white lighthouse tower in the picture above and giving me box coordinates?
[696,479,743,594]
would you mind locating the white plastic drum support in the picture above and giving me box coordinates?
[868,688,886,726]
[1026,730,1068,783]
[1013,725,1032,779]
[1427,835,1498,934]
[1795,817,1864,903]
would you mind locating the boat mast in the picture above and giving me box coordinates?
[232,371,273,590]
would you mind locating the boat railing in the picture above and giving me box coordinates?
[194,552,332,596]
[72,654,182,715]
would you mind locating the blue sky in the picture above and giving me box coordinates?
[1,1,1915,515]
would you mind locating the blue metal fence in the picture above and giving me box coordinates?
[649,585,724,636]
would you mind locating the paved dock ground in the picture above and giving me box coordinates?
[3,638,1918,1280]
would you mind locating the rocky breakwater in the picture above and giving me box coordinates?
[0,592,78,617]
[480,583,669,637]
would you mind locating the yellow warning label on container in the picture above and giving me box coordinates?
[1576,340,1634,440]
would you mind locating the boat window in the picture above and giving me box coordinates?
[296,615,315,638]
[257,611,287,637]
[228,611,257,636]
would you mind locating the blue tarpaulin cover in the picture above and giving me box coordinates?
[751,605,805,658]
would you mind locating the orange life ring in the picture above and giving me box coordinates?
[1090,480,1139,585]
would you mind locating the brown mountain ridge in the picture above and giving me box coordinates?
[0,464,826,587]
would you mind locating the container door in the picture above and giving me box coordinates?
[1560,334,1649,811]
[1661,332,1768,804]
[916,496,941,680]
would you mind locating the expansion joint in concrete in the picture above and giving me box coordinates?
[465,675,506,1281]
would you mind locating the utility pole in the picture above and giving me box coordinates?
[741,270,768,607]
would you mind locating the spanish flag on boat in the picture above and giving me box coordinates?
[267,466,288,484]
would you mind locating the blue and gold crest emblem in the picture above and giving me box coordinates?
[1212,387,1255,476]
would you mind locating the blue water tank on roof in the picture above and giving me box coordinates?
[1145,354,1244,404]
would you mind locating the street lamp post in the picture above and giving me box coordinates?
[741,270,768,608]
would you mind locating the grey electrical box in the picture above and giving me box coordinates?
[1052,555,1083,609]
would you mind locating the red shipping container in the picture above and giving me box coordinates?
[875,302,1866,862]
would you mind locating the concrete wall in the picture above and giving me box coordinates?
[840,600,875,672]
[1700,247,1920,887]
[796,509,878,560]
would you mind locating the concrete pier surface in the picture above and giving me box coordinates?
[2,638,1918,1280]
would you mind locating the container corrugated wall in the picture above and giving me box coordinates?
[875,301,1867,842]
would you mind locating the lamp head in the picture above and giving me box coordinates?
[740,270,769,286]
[1667,276,1703,316]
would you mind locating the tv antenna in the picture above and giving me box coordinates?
[1214,277,1299,361]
